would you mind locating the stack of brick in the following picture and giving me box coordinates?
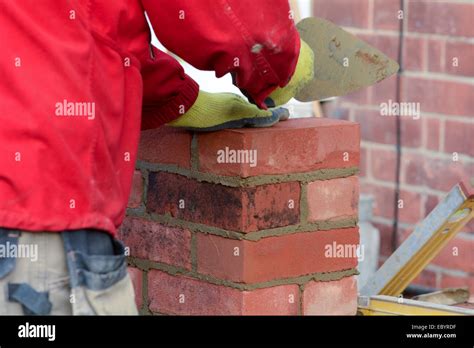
[119,118,361,315]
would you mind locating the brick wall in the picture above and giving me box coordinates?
[315,0,474,292]
[119,118,360,315]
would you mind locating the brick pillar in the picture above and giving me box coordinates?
[120,118,360,315]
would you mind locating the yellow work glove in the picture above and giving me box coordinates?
[264,39,314,107]
[167,91,289,131]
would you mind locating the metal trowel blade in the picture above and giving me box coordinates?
[295,17,400,102]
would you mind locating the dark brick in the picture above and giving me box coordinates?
[146,172,300,233]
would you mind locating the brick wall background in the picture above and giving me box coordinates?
[316,0,474,292]
[121,119,360,315]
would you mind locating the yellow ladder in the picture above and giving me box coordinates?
[359,182,474,315]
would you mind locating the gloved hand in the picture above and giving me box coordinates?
[263,39,314,107]
[167,91,289,131]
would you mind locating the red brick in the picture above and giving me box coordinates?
[373,221,395,257]
[345,88,370,104]
[197,118,360,177]
[353,109,422,148]
[357,34,400,62]
[463,219,474,235]
[242,285,300,315]
[196,228,359,283]
[378,257,387,268]
[196,234,244,282]
[425,194,440,216]
[373,0,401,31]
[445,120,474,157]
[376,221,409,253]
[397,190,422,225]
[146,172,300,233]
[138,126,191,168]
[375,223,414,258]
[323,103,351,120]
[426,160,474,192]
[313,0,370,28]
[408,1,474,37]
[444,42,474,77]
[307,176,359,222]
[370,148,396,182]
[403,37,426,72]
[361,183,422,224]
[425,117,441,151]
[127,170,143,208]
[147,270,299,315]
[432,237,474,273]
[427,39,445,73]
[402,76,474,116]
[360,146,368,178]
[439,274,474,293]
[402,153,425,186]
[370,75,398,105]
[148,270,239,315]
[411,270,437,289]
[404,154,473,192]
[400,117,424,148]
[397,226,414,245]
[302,276,357,315]
[118,217,192,269]
[128,267,143,309]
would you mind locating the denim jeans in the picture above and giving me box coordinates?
[0,228,138,315]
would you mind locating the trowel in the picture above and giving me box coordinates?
[295,17,399,101]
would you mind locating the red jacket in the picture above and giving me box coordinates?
[0,0,299,236]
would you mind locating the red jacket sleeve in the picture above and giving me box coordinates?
[140,46,199,129]
[107,0,200,129]
[142,0,300,109]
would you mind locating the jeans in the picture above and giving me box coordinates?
[0,228,138,315]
